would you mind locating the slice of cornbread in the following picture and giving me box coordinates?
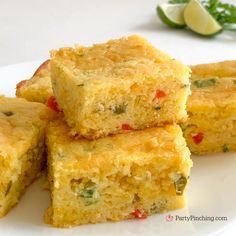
[45,119,192,227]
[0,96,53,217]
[51,35,191,139]
[16,60,52,104]
[182,60,236,154]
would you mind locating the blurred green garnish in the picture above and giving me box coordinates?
[157,0,236,36]
[172,173,188,195]
[193,78,216,88]
[175,175,187,195]
[111,103,127,115]
[222,144,229,153]
[77,181,100,205]
[2,111,14,117]
[5,181,12,196]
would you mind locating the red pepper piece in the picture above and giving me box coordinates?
[46,96,61,112]
[121,124,133,131]
[155,90,166,99]
[132,209,147,219]
[192,132,204,144]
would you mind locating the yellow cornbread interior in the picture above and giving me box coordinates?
[45,119,192,227]
[51,35,191,139]
[0,96,53,216]
[184,61,236,154]
[16,62,52,104]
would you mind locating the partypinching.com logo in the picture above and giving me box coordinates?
[165,214,227,222]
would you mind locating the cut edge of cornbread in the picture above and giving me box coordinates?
[45,119,192,227]
[183,60,236,155]
[45,195,187,228]
[50,35,191,139]
[0,143,45,217]
[0,96,54,216]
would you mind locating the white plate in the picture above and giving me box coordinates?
[1,61,236,236]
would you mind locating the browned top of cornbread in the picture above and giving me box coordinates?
[50,35,190,93]
[46,118,190,166]
[0,96,54,158]
[51,35,172,71]
[15,60,52,103]
[56,59,190,88]
[188,60,236,109]
[190,60,236,78]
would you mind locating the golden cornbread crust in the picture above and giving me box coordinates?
[183,60,236,154]
[15,60,53,104]
[45,119,192,227]
[190,60,236,78]
[0,96,54,216]
[51,35,191,139]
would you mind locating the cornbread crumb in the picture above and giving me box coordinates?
[45,119,192,227]
[183,60,236,154]
[51,35,191,139]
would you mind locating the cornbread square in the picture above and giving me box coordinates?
[0,96,53,217]
[16,60,53,104]
[51,35,191,139]
[182,60,236,154]
[45,119,192,227]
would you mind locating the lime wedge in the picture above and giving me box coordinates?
[184,0,222,36]
[157,3,186,29]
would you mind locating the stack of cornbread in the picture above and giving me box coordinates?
[44,35,192,227]
[1,35,195,227]
[6,36,235,228]
[17,43,236,156]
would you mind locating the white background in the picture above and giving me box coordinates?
[0,0,235,66]
[0,0,236,235]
